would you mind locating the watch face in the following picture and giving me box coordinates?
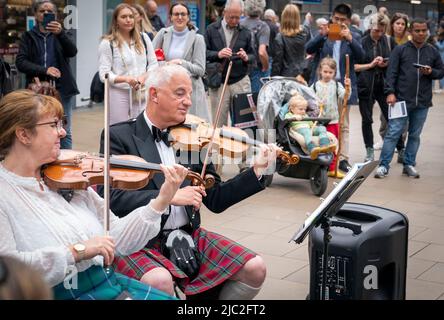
[74,243,86,252]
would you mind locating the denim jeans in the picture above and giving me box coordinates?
[249,68,270,93]
[379,107,429,169]
[60,95,75,149]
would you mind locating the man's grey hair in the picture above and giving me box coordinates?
[351,13,360,25]
[32,0,56,14]
[224,0,244,12]
[146,65,190,95]
[316,17,329,27]
[244,0,266,17]
[264,8,276,20]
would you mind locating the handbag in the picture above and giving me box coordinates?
[27,77,61,101]
[205,61,223,89]
[160,229,200,280]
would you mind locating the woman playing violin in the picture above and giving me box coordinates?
[0,90,188,300]
[101,64,281,299]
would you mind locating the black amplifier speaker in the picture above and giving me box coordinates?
[308,203,409,300]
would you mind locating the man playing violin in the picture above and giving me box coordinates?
[100,64,280,299]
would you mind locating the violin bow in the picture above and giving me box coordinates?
[103,73,111,266]
[200,61,233,179]
[335,54,351,177]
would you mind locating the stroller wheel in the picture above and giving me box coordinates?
[310,167,328,196]
[263,174,274,187]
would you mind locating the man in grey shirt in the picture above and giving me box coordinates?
[240,0,270,93]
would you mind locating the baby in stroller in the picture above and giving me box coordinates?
[285,92,336,160]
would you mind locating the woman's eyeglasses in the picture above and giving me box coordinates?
[35,117,67,133]
[172,12,188,17]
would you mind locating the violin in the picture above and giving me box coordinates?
[42,150,215,191]
[169,115,300,165]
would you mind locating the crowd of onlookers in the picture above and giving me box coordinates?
[0,0,443,180]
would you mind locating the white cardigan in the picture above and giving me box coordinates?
[98,33,158,89]
[0,163,165,287]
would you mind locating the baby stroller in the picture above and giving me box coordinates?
[256,77,337,196]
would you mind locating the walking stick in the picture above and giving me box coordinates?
[334,55,351,177]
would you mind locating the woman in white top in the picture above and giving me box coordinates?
[152,3,211,122]
[0,90,188,300]
[99,3,158,125]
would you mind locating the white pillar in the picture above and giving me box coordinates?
[75,0,104,107]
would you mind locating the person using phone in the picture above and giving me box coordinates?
[305,3,365,174]
[354,13,401,163]
[16,0,79,150]
[374,18,444,179]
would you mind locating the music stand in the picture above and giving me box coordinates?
[290,160,379,300]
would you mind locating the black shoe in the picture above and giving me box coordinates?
[339,160,352,173]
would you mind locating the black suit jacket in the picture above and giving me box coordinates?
[204,19,255,85]
[99,114,265,230]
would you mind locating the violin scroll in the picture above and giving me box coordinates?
[277,151,300,165]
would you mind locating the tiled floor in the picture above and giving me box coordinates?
[72,92,444,300]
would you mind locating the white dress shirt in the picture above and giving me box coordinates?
[143,111,189,229]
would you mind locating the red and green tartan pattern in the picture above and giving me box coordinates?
[113,227,257,296]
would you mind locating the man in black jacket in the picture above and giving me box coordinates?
[205,0,255,128]
[100,64,279,299]
[16,0,79,149]
[355,13,404,163]
[145,0,165,32]
[375,19,444,179]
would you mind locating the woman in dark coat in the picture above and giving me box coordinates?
[271,4,308,81]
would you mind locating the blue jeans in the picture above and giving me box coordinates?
[249,68,270,93]
[379,107,429,169]
[60,95,75,149]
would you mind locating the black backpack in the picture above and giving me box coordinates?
[250,22,265,70]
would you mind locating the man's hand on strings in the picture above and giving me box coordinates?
[252,144,281,177]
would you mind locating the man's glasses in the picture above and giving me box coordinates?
[35,117,67,133]
[172,12,188,17]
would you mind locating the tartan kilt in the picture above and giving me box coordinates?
[113,227,257,296]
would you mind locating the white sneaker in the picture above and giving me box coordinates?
[373,141,383,150]
[374,166,388,179]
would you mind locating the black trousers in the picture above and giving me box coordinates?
[359,80,404,150]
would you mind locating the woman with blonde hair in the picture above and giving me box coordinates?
[132,3,156,40]
[98,3,158,125]
[152,2,210,122]
[0,90,187,300]
[271,4,308,80]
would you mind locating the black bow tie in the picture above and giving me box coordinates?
[152,126,171,147]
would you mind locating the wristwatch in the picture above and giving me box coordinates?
[73,243,86,261]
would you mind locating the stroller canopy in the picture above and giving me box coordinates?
[257,77,321,130]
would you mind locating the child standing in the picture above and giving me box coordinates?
[311,57,351,178]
